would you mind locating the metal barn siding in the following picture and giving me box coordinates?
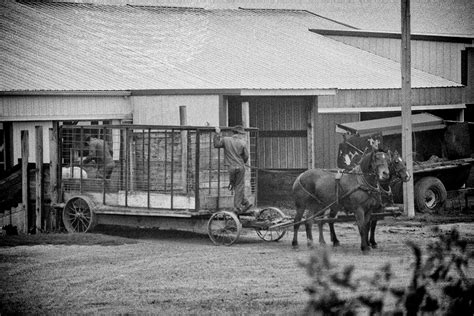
[327,36,473,83]
[0,95,132,121]
[249,97,310,169]
[131,95,220,126]
[318,88,464,111]
[313,113,359,169]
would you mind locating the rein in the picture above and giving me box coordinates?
[297,153,387,211]
[292,175,362,226]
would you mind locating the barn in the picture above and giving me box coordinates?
[0,0,472,204]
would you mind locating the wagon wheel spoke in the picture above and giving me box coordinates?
[255,207,287,242]
[77,216,89,231]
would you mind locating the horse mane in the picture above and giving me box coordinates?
[358,150,374,174]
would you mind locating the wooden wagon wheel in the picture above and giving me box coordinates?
[207,211,242,246]
[63,196,97,233]
[255,207,287,242]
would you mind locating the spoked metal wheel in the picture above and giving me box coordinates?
[207,211,242,246]
[255,207,288,242]
[63,196,97,233]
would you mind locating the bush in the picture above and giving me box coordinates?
[300,227,474,315]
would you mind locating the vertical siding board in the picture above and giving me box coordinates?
[313,113,359,169]
[252,97,309,169]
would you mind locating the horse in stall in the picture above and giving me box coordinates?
[291,149,390,252]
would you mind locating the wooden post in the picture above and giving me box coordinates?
[180,106,188,193]
[35,126,43,232]
[401,0,415,217]
[21,130,29,234]
[242,101,249,129]
[49,123,59,231]
[241,101,251,202]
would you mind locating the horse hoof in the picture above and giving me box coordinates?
[371,243,378,249]
[292,243,299,250]
[332,241,340,247]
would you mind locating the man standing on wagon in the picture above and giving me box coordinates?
[214,125,253,215]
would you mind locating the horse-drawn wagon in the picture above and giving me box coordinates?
[55,124,404,248]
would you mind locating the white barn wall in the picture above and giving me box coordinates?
[328,36,472,83]
[0,95,132,121]
[132,95,220,126]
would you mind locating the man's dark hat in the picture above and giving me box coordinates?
[232,125,245,134]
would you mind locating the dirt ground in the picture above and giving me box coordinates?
[1,214,473,315]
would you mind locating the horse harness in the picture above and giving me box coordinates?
[296,165,385,221]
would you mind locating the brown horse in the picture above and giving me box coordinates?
[291,150,390,252]
[368,150,410,248]
[316,150,410,249]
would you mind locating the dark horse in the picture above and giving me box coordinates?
[315,150,410,248]
[292,150,390,252]
[368,150,410,247]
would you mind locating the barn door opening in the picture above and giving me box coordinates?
[228,96,310,170]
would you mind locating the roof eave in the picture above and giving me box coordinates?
[310,29,474,44]
[0,90,132,97]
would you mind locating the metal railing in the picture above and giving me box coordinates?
[59,125,258,212]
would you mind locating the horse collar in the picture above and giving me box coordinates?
[354,165,380,194]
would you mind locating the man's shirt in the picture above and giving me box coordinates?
[213,133,249,168]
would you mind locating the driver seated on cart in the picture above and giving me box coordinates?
[214,125,253,215]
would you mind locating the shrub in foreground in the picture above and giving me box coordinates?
[300,227,474,315]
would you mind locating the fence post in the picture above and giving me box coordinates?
[49,123,59,231]
[35,126,43,232]
[21,130,29,234]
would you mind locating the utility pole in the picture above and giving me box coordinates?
[401,0,415,217]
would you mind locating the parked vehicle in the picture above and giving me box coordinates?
[336,112,474,213]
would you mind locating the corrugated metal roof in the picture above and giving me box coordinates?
[147,0,473,36]
[306,0,474,36]
[0,1,463,92]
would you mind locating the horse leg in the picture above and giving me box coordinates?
[328,208,340,247]
[354,207,370,253]
[292,206,305,249]
[369,219,378,248]
[305,217,314,249]
[318,222,326,245]
[329,222,340,247]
